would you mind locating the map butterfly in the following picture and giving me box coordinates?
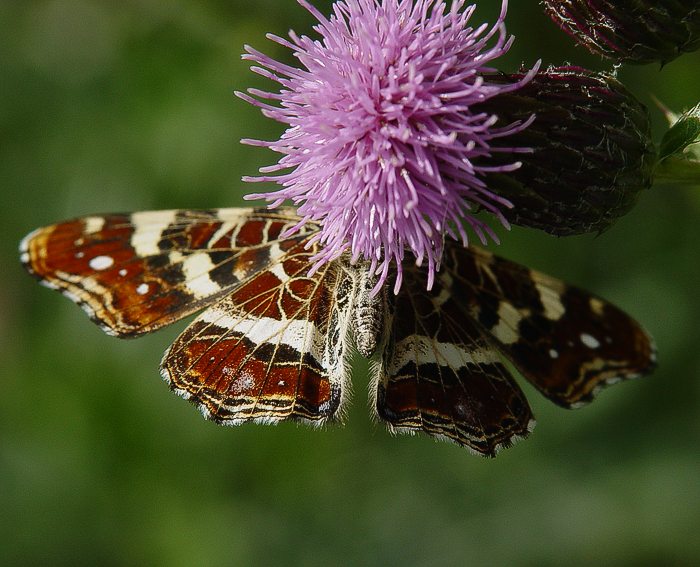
[20,208,656,456]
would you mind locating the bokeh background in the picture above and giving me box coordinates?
[2,1,699,565]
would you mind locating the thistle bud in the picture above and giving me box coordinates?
[543,0,700,64]
[477,66,657,236]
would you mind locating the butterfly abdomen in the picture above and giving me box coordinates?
[348,262,386,359]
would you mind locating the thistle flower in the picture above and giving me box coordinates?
[237,0,537,293]
[475,66,657,235]
[543,0,700,65]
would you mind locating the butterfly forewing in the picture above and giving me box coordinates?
[375,262,534,456]
[445,245,656,408]
[161,237,355,424]
[20,208,316,336]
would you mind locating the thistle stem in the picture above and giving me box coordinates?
[654,156,700,187]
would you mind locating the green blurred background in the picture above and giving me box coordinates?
[2,1,700,565]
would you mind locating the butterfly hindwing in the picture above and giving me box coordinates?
[374,262,535,456]
[446,245,656,408]
[160,236,355,424]
[19,208,316,337]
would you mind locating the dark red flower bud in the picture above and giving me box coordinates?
[543,0,700,64]
[477,66,657,236]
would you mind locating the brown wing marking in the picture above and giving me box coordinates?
[374,263,534,456]
[447,244,657,408]
[161,238,355,424]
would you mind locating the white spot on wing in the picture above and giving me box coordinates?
[168,250,184,264]
[84,216,105,234]
[89,255,114,271]
[229,368,255,394]
[182,253,221,299]
[433,271,453,307]
[130,210,177,256]
[490,302,522,345]
[535,281,566,321]
[136,283,149,295]
[267,242,289,283]
[589,297,605,316]
[216,208,253,222]
[580,333,601,349]
[549,349,559,359]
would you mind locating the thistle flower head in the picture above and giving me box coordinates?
[237,0,537,293]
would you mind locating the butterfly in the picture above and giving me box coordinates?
[20,207,656,456]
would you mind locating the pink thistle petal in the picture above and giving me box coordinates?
[239,0,538,293]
